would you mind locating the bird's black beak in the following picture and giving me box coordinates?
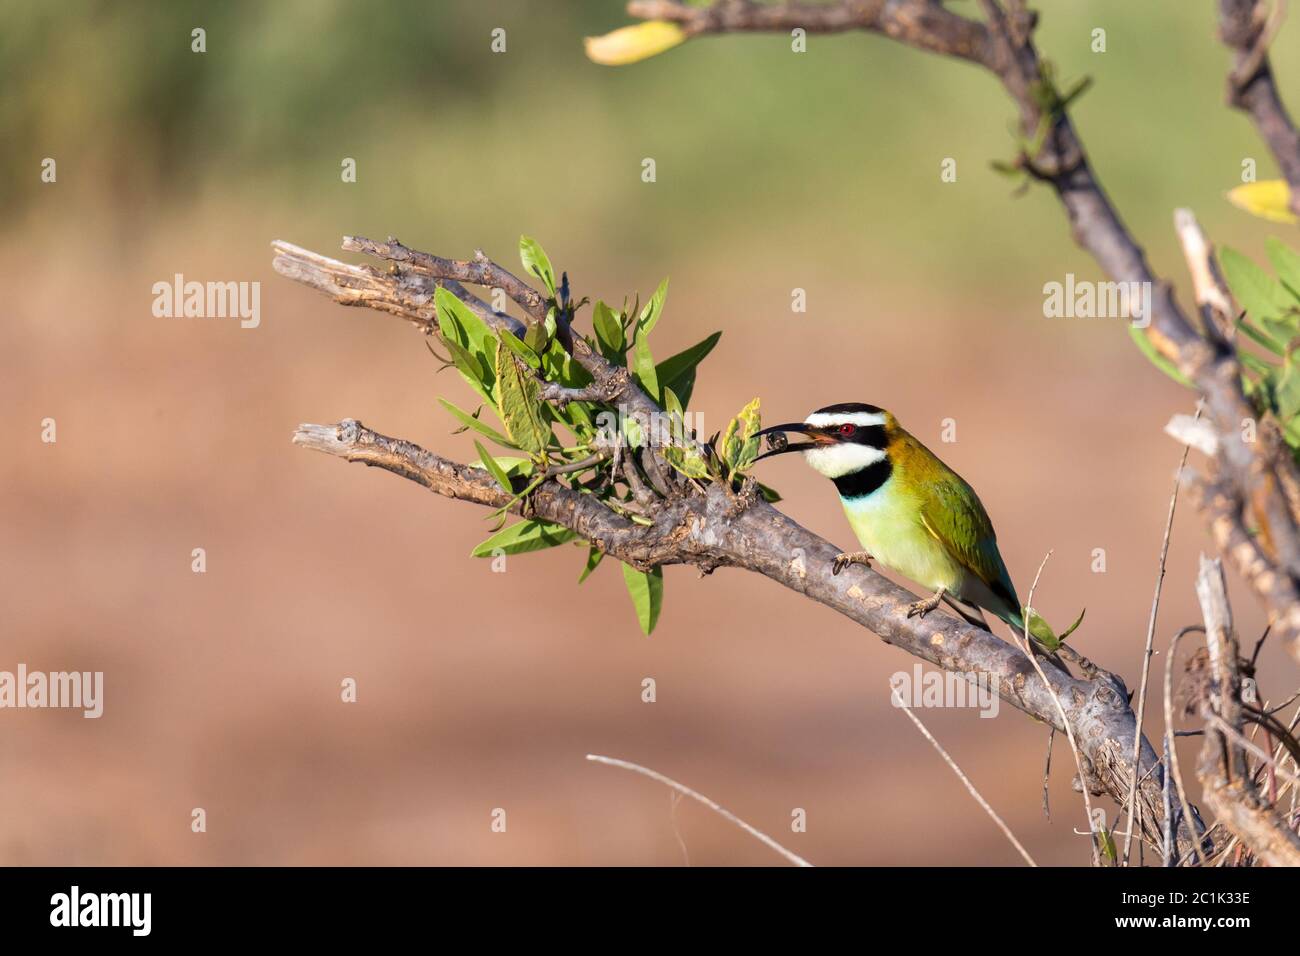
[754,422,819,461]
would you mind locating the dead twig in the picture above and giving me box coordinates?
[1123,398,1202,865]
[891,689,1038,866]
[585,754,812,867]
[1020,552,1101,865]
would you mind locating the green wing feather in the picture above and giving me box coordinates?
[918,470,1020,616]
[917,468,1067,648]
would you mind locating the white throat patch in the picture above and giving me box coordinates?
[803,442,887,479]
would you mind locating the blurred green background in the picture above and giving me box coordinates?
[3,1,1297,866]
[7,0,1296,278]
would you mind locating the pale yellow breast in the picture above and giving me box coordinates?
[841,480,966,593]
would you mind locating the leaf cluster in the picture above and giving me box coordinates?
[1135,236,1300,455]
[434,237,771,634]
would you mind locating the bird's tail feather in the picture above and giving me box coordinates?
[998,606,1063,651]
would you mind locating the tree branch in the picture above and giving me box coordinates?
[1219,0,1300,206]
[628,0,993,63]
[273,238,677,468]
[1193,556,1300,866]
[342,235,548,324]
[270,239,525,336]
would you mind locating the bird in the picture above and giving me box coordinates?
[755,402,1062,648]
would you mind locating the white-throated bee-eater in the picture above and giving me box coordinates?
[756,402,1061,648]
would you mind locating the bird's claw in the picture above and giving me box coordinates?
[832,551,873,576]
[906,588,946,619]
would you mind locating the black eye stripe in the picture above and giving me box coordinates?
[823,424,886,447]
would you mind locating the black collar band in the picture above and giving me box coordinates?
[833,458,892,499]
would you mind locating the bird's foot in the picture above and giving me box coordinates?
[832,550,874,576]
[906,587,947,619]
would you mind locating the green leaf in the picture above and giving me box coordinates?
[1237,317,1287,356]
[554,397,594,434]
[439,398,519,448]
[578,546,604,583]
[1058,607,1086,641]
[720,417,739,470]
[471,519,577,557]
[524,321,549,356]
[656,331,721,407]
[622,415,645,450]
[756,482,782,503]
[663,444,710,479]
[435,287,498,397]
[633,336,660,403]
[989,159,1023,179]
[519,236,557,296]
[500,328,542,369]
[474,440,514,493]
[1278,358,1300,420]
[1263,316,1298,348]
[434,286,493,349]
[1266,237,1300,302]
[491,457,534,477]
[1098,825,1117,863]
[494,338,551,455]
[621,563,664,635]
[441,338,493,403]
[638,277,669,337]
[1239,349,1277,376]
[1248,363,1279,405]
[541,337,591,389]
[721,398,762,474]
[1058,74,1093,110]
[1221,246,1290,325]
[735,398,762,471]
[592,300,625,363]
[1128,325,1191,387]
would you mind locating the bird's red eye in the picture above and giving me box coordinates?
[838,423,856,437]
